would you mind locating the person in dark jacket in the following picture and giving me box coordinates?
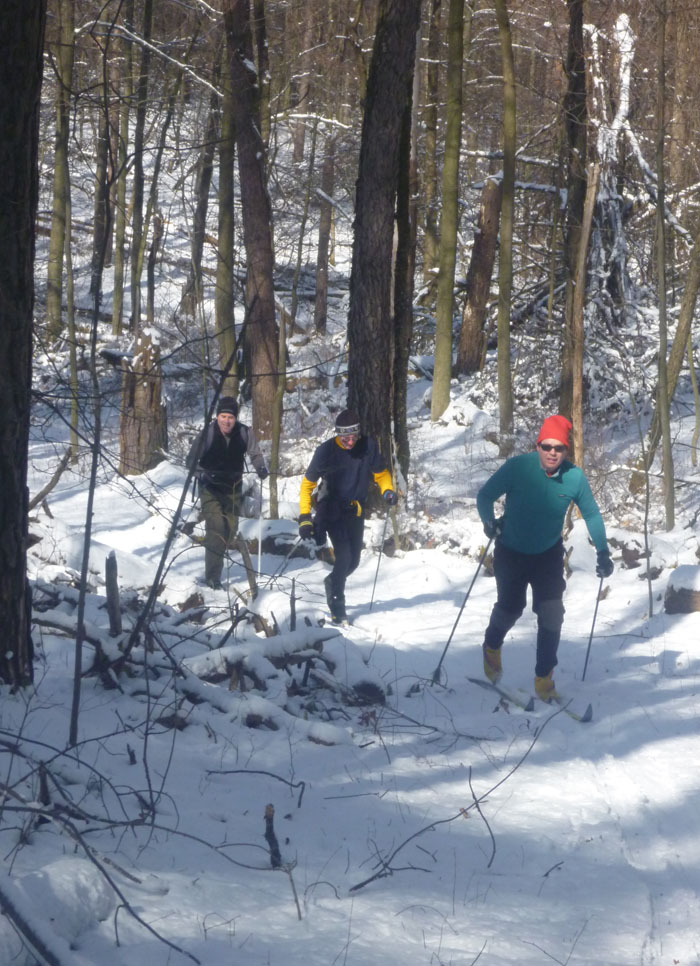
[476,414,614,699]
[298,409,397,623]
[188,396,268,589]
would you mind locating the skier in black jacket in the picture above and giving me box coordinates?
[298,409,397,623]
[188,396,268,589]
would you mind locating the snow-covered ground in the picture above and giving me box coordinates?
[5,388,700,966]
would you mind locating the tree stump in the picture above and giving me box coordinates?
[664,565,700,613]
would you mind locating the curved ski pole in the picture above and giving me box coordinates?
[431,536,493,686]
[369,511,391,613]
[581,576,604,681]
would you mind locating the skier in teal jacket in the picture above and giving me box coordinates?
[476,414,613,699]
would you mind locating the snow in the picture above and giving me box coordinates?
[9,390,700,966]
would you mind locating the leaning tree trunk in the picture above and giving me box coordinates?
[0,0,46,687]
[223,0,278,441]
[456,176,502,374]
[347,0,422,459]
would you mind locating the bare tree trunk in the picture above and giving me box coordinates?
[559,0,588,415]
[45,0,74,340]
[223,0,279,440]
[588,14,635,323]
[112,0,134,335]
[314,136,335,334]
[180,64,221,318]
[494,0,515,446]
[393,22,421,483]
[569,163,599,466]
[129,0,154,330]
[215,63,238,397]
[119,219,167,475]
[90,81,111,297]
[456,177,502,374]
[252,0,271,147]
[422,0,442,286]
[292,7,315,163]
[431,0,465,421]
[0,0,46,687]
[655,0,674,529]
[347,0,422,457]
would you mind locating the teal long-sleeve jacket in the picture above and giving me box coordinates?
[476,451,608,555]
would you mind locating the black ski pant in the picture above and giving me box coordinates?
[323,510,364,603]
[483,539,566,678]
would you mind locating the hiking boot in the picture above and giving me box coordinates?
[534,670,558,701]
[329,594,347,625]
[483,644,502,683]
[206,578,223,591]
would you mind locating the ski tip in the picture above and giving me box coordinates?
[581,703,593,723]
[524,696,535,712]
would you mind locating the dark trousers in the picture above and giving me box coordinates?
[484,539,566,678]
[201,483,242,582]
[324,512,364,602]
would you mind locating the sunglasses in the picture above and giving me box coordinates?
[539,443,567,453]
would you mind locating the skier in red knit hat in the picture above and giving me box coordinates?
[476,414,613,699]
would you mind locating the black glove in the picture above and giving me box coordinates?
[596,549,614,578]
[483,516,503,540]
[298,513,314,541]
[383,489,398,506]
[258,466,269,481]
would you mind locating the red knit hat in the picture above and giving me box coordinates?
[537,414,572,447]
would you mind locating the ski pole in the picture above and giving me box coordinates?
[431,536,493,686]
[257,477,264,579]
[581,576,604,681]
[369,511,391,613]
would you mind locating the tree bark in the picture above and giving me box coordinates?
[129,0,154,330]
[431,0,464,421]
[494,0,515,446]
[422,0,442,286]
[45,0,74,340]
[456,177,502,374]
[223,0,279,440]
[393,35,420,483]
[215,61,238,398]
[111,0,134,335]
[180,61,222,318]
[655,0,674,529]
[569,163,599,467]
[559,0,588,416]
[0,0,46,686]
[347,0,421,458]
[314,136,335,334]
